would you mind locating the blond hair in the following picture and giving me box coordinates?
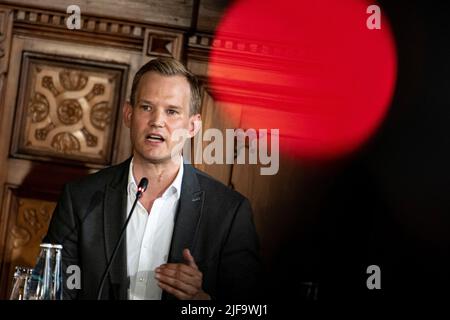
[130,58,201,115]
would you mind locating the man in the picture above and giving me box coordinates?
[44,58,262,300]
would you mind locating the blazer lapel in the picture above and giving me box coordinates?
[168,163,204,263]
[103,159,130,299]
[163,163,204,300]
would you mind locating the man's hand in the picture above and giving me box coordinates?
[155,248,211,300]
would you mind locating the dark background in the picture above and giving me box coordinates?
[267,0,450,302]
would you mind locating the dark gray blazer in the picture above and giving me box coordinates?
[44,158,262,300]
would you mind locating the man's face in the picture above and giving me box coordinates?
[124,72,200,164]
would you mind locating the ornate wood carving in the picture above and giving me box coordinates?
[189,33,301,63]
[2,0,194,29]
[0,9,13,75]
[0,8,13,124]
[11,6,145,51]
[0,186,56,298]
[3,5,193,55]
[11,52,128,165]
[187,33,303,107]
[143,28,183,60]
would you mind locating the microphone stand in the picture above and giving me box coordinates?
[96,178,148,300]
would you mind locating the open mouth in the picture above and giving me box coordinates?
[145,133,165,142]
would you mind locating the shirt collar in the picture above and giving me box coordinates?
[127,156,184,200]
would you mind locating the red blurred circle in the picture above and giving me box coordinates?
[208,0,397,160]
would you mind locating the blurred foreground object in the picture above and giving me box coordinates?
[23,243,63,300]
[208,0,397,160]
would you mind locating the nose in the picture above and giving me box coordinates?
[148,108,165,128]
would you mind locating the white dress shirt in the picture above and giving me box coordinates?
[126,156,183,300]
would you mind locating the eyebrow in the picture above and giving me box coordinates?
[137,99,182,110]
[137,99,155,105]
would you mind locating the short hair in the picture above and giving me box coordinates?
[129,58,201,115]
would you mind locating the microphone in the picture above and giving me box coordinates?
[96,177,148,300]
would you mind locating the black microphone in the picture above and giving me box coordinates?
[96,177,148,300]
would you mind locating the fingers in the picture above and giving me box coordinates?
[155,249,205,300]
[183,248,198,269]
[156,271,199,298]
[155,266,200,287]
[155,263,203,299]
[157,263,199,277]
[157,281,191,300]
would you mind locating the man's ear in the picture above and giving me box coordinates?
[123,101,133,128]
[189,114,202,138]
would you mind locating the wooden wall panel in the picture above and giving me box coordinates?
[0,8,13,75]
[197,0,229,32]
[0,186,56,298]
[1,0,194,28]
[0,3,190,298]
[0,9,13,262]
[193,90,242,186]
[143,28,183,60]
[11,52,128,166]
[3,34,145,167]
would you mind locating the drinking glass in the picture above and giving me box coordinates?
[9,266,33,300]
[26,243,63,300]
